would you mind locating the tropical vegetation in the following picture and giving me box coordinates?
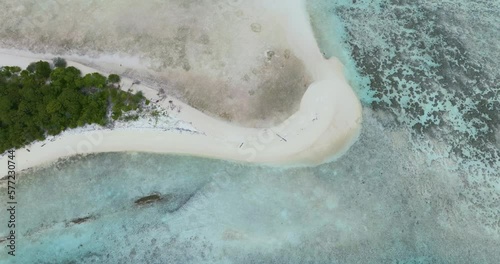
[0,60,145,153]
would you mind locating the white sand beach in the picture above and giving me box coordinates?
[0,0,362,175]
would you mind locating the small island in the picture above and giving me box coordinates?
[0,0,362,175]
[0,59,147,153]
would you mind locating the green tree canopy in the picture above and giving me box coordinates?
[108,74,121,83]
[0,61,146,153]
[53,57,67,68]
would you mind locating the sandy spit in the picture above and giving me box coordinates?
[0,0,361,175]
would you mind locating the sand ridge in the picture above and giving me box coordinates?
[0,0,362,174]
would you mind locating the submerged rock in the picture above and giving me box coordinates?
[134,193,162,205]
[69,215,94,225]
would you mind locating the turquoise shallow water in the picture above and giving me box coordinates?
[1,107,499,263]
[1,0,500,263]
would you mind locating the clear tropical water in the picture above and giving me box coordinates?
[1,0,499,263]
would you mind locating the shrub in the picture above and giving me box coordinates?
[53,57,67,68]
[108,74,121,83]
[27,62,36,73]
[34,61,52,79]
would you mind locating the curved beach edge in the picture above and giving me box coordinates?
[0,0,362,174]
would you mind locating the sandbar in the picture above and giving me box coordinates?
[0,0,362,175]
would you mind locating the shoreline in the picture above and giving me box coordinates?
[0,0,362,175]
